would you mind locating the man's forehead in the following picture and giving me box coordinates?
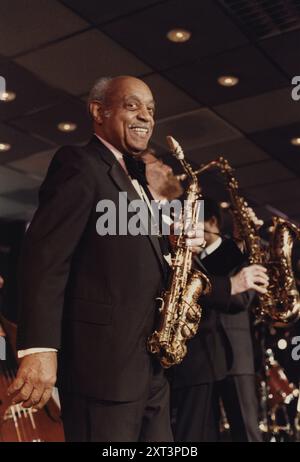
[111,78,154,102]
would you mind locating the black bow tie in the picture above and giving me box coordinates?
[123,154,147,188]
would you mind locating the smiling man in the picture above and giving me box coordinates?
[9,76,203,442]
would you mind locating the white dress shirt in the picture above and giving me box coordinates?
[199,237,222,260]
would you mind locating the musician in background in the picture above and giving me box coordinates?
[171,198,266,442]
[140,154,265,441]
[141,149,183,202]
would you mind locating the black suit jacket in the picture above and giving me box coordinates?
[17,136,167,402]
[171,239,254,388]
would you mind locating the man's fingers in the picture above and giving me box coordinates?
[34,388,53,410]
[22,386,44,408]
[252,276,269,287]
[250,264,267,272]
[7,376,26,396]
[189,246,202,254]
[10,381,33,404]
[252,284,268,294]
[186,237,205,247]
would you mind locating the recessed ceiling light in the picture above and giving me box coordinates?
[290,137,300,146]
[57,122,77,132]
[218,75,239,87]
[0,143,11,152]
[0,91,16,102]
[220,201,230,209]
[167,28,191,43]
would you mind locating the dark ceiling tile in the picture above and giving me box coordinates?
[0,0,88,57]
[235,159,295,188]
[4,187,39,207]
[186,137,270,168]
[164,45,288,105]
[16,29,151,96]
[8,149,56,179]
[0,123,53,164]
[219,0,300,41]
[214,87,300,133]
[250,122,300,175]
[143,73,200,119]
[9,99,92,145]
[0,195,36,219]
[0,60,67,121]
[152,108,240,151]
[60,0,161,24]
[102,0,248,71]
[245,179,300,204]
[260,29,300,77]
[0,165,41,193]
[270,199,300,217]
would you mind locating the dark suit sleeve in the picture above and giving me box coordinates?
[17,147,95,350]
[200,275,232,313]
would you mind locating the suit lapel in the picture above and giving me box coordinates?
[86,137,164,270]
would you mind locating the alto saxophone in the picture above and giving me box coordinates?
[195,156,300,326]
[147,136,211,368]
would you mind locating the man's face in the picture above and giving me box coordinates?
[95,77,155,155]
[204,217,219,247]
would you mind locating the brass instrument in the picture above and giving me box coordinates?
[191,156,300,326]
[147,136,211,368]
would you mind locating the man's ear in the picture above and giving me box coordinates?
[211,216,218,227]
[89,101,104,124]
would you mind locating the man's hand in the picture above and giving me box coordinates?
[0,275,4,289]
[7,351,57,410]
[185,218,205,254]
[230,264,269,295]
[185,227,206,254]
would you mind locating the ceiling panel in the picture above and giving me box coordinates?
[10,99,92,145]
[185,137,270,167]
[152,108,241,150]
[260,29,300,77]
[164,45,288,106]
[0,60,67,121]
[0,0,88,57]
[214,87,300,133]
[245,178,300,204]
[60,0,161,25]
[16,29,152,96]
[250,121,300,175]
[270,199,300,216]
[143,73,200,120]
[4,187,39,206]
[102,0,248,71]
[0,165,41,194]
[0,195,36,219]
[235,159,295,188]
[8,149,56,179]
[0,123,54,164]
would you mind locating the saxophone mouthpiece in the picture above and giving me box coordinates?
[166,136,184,160]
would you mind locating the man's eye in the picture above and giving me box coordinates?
[148,107,154,115]
[127,102,137,110]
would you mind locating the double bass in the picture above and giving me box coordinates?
[0,315,65,442]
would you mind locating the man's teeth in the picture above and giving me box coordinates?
[129,126,149,134]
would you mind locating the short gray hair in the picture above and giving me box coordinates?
[87,76,113,117]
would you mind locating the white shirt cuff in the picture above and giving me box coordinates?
[18,348,58,358]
